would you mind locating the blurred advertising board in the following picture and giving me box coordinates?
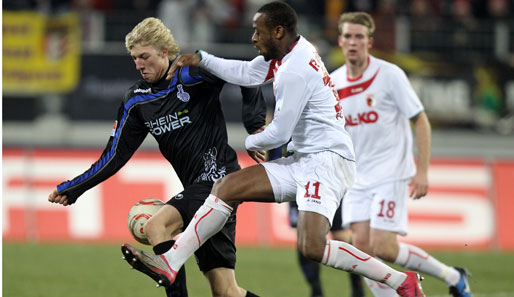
[3,148,514,250]
[2,11,80,94]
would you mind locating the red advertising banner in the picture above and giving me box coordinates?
[2,148,513,250]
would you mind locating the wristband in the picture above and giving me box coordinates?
[195,50,203,61]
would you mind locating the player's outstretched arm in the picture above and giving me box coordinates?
[167,53,201,80]
[48,187,69,206]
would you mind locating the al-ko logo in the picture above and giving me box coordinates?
[345,111,379,126]
[145,110,191,135]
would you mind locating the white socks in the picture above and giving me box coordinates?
[364,277,399,297]
[362,242,463,296]
[163,194,233,271]
[363,258,400,296]
[395,242,460,286]
[322,240,406,290]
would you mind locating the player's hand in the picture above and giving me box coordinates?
[247,125,266,163]
[252,125,265,134]
[167,53,202,80]
[409,172,428,200]
[48,187,70,206]
[247,149,266,163]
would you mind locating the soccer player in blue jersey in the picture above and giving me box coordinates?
[48,17,264,297]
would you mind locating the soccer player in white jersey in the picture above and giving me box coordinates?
[122,3,425,296]
[331,12,473,297]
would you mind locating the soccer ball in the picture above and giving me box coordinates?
[127,198,165,245]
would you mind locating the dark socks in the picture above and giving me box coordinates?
[349,272,365,297]
[154,240,188,297]
[245,291,260,297]
[297,249,323,297]
[153,240,175,255]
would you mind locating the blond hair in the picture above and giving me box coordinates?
[338,12,375,37]
[125,17,180,60]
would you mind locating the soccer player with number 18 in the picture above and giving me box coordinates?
[332,12,473,297]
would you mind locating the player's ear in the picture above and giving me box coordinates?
[368,36,374,49]
[162,48,169,58]
[274,26,285,39]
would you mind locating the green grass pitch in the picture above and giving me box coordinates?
[3,242,514,296]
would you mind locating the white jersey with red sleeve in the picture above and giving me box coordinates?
[330,55,424,189]
[198,37,355,161]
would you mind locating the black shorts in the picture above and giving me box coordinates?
[288,201,343,231]
[166,182,238,273]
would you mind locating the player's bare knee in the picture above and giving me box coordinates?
[211,177,237,205]
[212,178,226,195]
[300,244,324,262]
[297,237,324,262]
[143,218,159,243]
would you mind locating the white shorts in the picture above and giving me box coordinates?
[342,180,409,235]
[262,151,355,225]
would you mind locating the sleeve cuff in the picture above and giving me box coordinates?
[196,50,209,66]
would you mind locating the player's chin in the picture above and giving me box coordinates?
[255,48,264,59]
[261,53,272,61]
[142,74,156,83]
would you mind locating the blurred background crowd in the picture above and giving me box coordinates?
[4,0,514,50]
[3,0,514,151]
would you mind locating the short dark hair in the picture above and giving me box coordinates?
[257,1,297,35]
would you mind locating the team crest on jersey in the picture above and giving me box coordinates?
[177,84,190,102]
[366,94,376,107]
